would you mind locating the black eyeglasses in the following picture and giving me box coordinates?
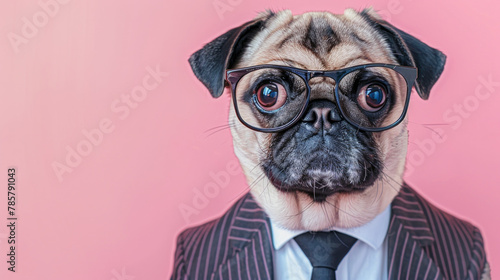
[225,63,417,133]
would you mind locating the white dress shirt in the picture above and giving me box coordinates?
[270,205,391,280]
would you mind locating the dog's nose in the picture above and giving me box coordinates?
[302,100,342,132]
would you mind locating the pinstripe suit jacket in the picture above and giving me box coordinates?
[171,184,488,280]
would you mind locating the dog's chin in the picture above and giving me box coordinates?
[265,167,369,203]
[236,143,402,231]
[262,152,380,203]
[247,175,395,231]
[250,156,393,230]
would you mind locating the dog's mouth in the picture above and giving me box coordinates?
[261,115,382,202]
[263,160,370,202]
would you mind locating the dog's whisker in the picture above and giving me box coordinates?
[363,157,402,194]
[203,122,236,133]
[376,175,399,194]
[227,172,267,205]
[322,203,334,227]
[322,199,361,220]
[408,121,449,139]
[374,163,404,189]
[377,180,385,204]
[249,162,262,173]
[264,175,272,202]
[203,125,236,138]
[409,121,449,127]
[363,161,368,181]
[284,200,315,219]
[249,173,266,190]
[377,180,383,204]
[371,180,380,205]
[312,178,316,201]
[377,172,402,194]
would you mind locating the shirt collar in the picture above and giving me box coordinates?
[270,204,391,251]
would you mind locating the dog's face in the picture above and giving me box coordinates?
[189,9,445,231]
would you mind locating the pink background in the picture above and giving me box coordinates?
[0,0,498,279]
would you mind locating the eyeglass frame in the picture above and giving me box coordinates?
[225,63,418,133]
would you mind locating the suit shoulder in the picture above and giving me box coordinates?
[402,185,487,278]
[408,186,480,238]
[174,193,250,265]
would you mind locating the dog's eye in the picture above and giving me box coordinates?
[357,84,387,112]
[255,83,287,111]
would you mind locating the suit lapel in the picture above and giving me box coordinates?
[212,184,445,280]
[387,184,444,280]
[212,194,274,280]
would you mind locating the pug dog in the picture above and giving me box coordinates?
[172,8,489,280]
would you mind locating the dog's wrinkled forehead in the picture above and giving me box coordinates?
[239,10,395,70]
[188,8,445,100]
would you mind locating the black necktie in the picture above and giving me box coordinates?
[294,231,357,280]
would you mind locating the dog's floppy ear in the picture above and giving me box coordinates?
[188,14,271,98]
[361,9,446,100]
